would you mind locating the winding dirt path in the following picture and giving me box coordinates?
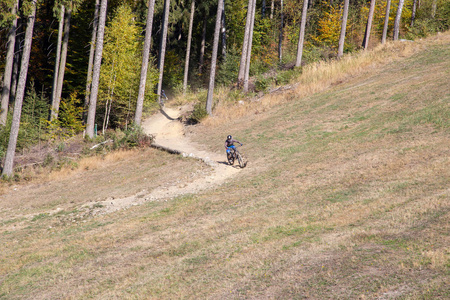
[86,106,241,214]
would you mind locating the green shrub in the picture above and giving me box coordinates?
[276,69,297,85]
[190,102,208,123]
[217,49,240,86]
[255,75,273,92]
[105,126,153,149]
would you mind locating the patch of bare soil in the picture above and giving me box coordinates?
[84,105,243,215]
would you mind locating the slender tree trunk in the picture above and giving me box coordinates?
[270,0,274,20]
[0,0,19,126]
[337,0,350,58]
[199,18,207,73]
[381,0,391,44]
[135,0,156,125]
[431,0,437,18]
[362,0,376,50]
[183,0,195,95]
[393,0,405,40]
[205,0,224,115]
[86,0,108,138]
[410,0,417,26]
[278,0,284,62]
[2,0,37,177]
[243,0,256,93]
[295,0,309,67]
[238,0,254,87]
[157,0,170,105]
[10,16,23,105]
[221,0,227,58]
[84,0,100,122]
[50,4,64,120]
[52,3,72,121]
[262,0,266,18]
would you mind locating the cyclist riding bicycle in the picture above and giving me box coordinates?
[160,89,168,106]
[225,135,242,160]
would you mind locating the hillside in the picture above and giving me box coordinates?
[1,33,449,299]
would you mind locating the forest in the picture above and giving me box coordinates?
[0,0,449,177]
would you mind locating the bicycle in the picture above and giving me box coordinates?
[227,145,246,168]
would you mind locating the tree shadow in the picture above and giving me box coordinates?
[159,108,178,121]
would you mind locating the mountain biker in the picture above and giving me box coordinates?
[225,135,242,161]
[160,89,168,106]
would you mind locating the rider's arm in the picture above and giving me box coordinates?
[233,139,243,146]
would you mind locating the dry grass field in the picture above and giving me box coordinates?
[1,32,449,299]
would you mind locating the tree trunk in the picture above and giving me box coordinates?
[10,16,23,105]
[243,0,256,93]
[51,3,72,121]
[50,4,65,121]
[278,0,284,62]
[410,0,417,26]
[2,0,37,177]
[199,18,207,73]
[221,0,227,58]
[381,0,391,44]
[86,0,108,138]
[183,0,195,95]
[262,0,266,18]
[337,0,349,58]
[431,0,437,18]
[238,0,254,87]
[393,0,405,40]
[362,0,376,50]
[295,0,309,67]
[135,0,156,125]
[84,0,100,122]
[270,0,274,20]
[157,0,170,105]
[205,0,224,115]
[0,0,19,126]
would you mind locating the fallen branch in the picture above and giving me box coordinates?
[90,139,113,150]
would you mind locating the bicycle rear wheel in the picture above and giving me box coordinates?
[227,152,234,165]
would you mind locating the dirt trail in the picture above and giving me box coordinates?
[86,106,241,214]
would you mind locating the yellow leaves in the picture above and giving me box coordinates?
[314,4,347,48]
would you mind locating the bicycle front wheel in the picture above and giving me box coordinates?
[236,152,245,168]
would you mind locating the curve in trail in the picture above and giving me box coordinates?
[87,106,241,215]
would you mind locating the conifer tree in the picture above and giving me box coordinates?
[393,0,405,40]
[382,0,391,44]
[3,0,37,177]
[206,0,224,115]
[0,0,19,126]
[238,0,255,87]
[135,0,156,125]
[183,0,195,95]
[337,0,349,58]
[51,1,72,121]
[243,0,256,93]
[156,0,170,105]
[86,0,108,138]
[362,0,376,50]
[295,0,309,67]
[84,0,100,121]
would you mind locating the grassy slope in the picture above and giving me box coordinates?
[1,34,449,299]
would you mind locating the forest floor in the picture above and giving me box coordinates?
[0,32,449,299]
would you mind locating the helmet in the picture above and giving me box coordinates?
[227,135,232,140]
